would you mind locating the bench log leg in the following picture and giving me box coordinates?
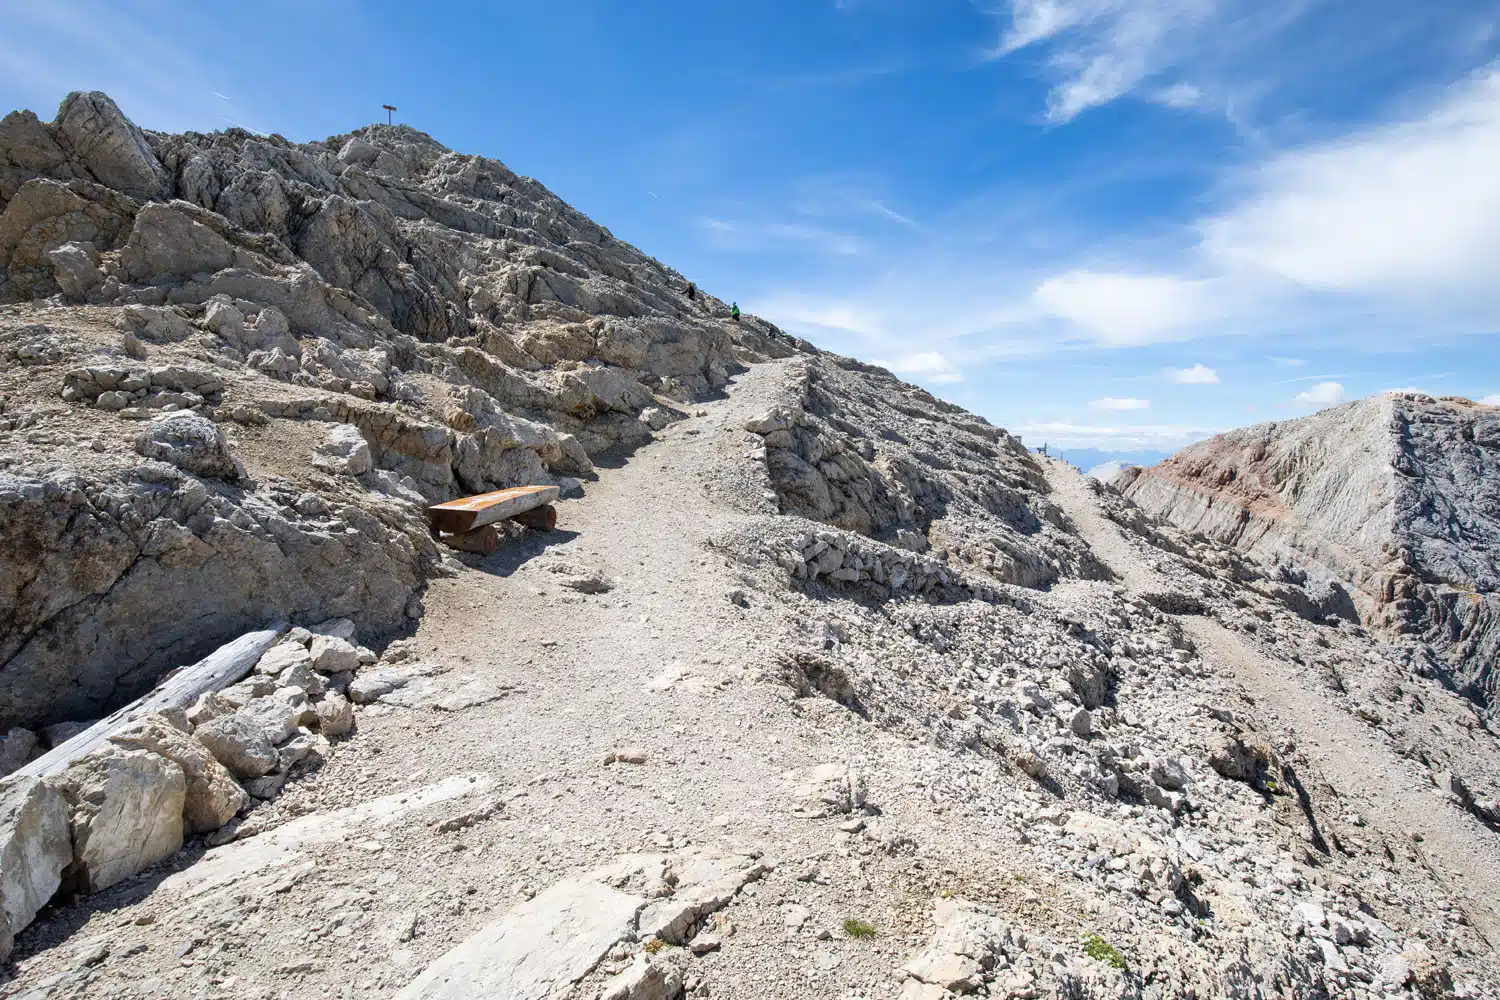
[511,504,557,531]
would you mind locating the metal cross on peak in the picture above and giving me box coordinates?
[382,104,397,126]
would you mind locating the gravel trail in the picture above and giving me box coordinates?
[1041,458,1500,949]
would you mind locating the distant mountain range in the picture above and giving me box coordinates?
[1050,448,1171,471]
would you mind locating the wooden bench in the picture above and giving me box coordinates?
[427,485,561,553]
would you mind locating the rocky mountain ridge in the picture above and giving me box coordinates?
[1116,393,1500,706]
[0,92,1495,1000]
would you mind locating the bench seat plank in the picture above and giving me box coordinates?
[427,485,560,535]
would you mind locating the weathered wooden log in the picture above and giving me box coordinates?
[511,504,557,531]
[427,485,560,535]
[440,525,502,555]
[15,623,288,779]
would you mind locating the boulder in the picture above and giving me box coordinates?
[54,749,185,893]
[194,713,278,779]
[254,642,313,678]
[119,201,236,283]
[312,423,374,476]
[310,635,361,675]
[240,688,315,746]
[599,956,683,1000]
[47,240,103,300]
[0,777,71,960]
[54,91,168,199]
[134,411,240,479]
[0,728,38,774]
[315,691,355,737]
[108,715,247,834]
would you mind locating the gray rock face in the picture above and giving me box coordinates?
[133,412,240,479]
[194,712,278,779]
[0,776,71,960]
[1118,393,1500,704]
[107,714,246,834]
[53,91,168,200]
[54,749,185,893]
[747,358,1109,594]
[0,467,431,730]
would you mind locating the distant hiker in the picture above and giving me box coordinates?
[686,282,696,300]
[730,302,741,322]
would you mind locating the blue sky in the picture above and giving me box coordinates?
[4,0,1500,452]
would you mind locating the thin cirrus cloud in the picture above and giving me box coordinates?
[989,0,1220,122]
[1028,65,1500,345]
[696,217,862,257]
[1030,271,1228,346]
[1165,363,1219,384]
[870,351,965,383]
[1294,381,1346,405]
[1089,396,1151,410]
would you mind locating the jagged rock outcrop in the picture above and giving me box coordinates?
[744,356,1110,593]
[1117,392,1500,703]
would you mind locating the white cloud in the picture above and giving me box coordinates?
[872,351,965,384]
[1031,270,1226,346]
[697,217,861,256]
[1155,81,1203,108]
[1202,69,1500,299]
[1089,396,1151,410]
[1029,67,1500,343]
[1481,394,1500,406]
[1294,381,1346,406]
[1015,420,1220,450]
[990,0,1219,122]
[1165,363,1219,383]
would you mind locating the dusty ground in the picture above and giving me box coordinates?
[5,361,1498,1000]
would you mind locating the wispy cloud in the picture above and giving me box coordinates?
[1089,396,1151,410]
[1481,394,1500,405]
[1014,420,1221,450]
[1165,363,1219,383]
[988,0,1222,122]
[871,351,965,383]
[1028,66,1500,345]
[697,217,862,256]
[1030,270,1230,346]
[1294,380,1346,405]
[1203,68,1500,301]
[0,0,273,134]
[1266,355,1307,366]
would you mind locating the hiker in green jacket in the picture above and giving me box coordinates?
[730,302,741,322]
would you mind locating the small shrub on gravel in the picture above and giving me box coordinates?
[842,918,877,940]
[1083,933,1127,970]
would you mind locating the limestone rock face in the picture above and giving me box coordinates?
[0,776,71,960]
[108,714,247,834]
[54,749,185,893]
[53,91,168,200]
[1118,393,1500,704]
[194,713,278,780]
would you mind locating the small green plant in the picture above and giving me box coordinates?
[938,889,954,899]
[843,918,878,940]
[1013,873,1027,883]
[642,937,668,955]
[1083,934,1128,970]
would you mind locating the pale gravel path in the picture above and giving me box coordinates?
[1040,458,1500,949]
[7,358,977,999]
